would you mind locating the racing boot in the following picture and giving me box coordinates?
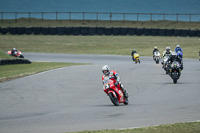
[119,83,128,98]
[121,87,128,98]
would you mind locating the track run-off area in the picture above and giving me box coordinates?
[0,53,200,133]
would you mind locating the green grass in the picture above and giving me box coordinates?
[0,61,85,82]
[1,18,200,30]
[69,121,200,133]
[0,50,88,82]
[0,35,200,59]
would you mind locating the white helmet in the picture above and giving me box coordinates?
[12,48,16,51]
[102,65,110,75]
[176,45,180,48]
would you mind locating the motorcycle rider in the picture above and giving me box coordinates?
[162,46,172,58]
[11,48,18,56]
[153,46,160,59]
[167,51,183,71]
[131,49,137,61]
[175,45,183,60]
[102,65,128,98]
[175,45,183,53]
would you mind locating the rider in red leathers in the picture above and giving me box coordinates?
[102,65,128,98]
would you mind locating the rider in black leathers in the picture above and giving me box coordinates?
[166,52,183,70]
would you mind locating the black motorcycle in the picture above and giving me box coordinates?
[169,61,181,84]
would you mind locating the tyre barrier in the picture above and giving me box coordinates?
[65,27,73,35]
[144,28,151,36]
[104,28,112,35]
[0,28,8,34]
[0,27,200,37]
[166,29,174,36]
[174,29,182,36]
[128,28,137,35]
[120,28,128,35]
[72,27,81,35]
[96,27,104,35]
[33,27,41,35]
[151,28,159,36]
[88,27,96,35]
[57,27,66,35]
[113,28,120,35]
[0,59,31,65]
[25,27,33,35]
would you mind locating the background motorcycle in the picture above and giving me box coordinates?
[8,50,24,58]
[153,51,161,64]
[103,78,128,106]
[162,55,170,74]
[133,53,140,64]
[169,61,181,84]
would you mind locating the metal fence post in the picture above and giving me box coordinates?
[189,14,191,22]
[1,12,3,22]
[163,13,165,20]
[150,13,152,21]
[109,13,112,21]
[56,12,58,21]
[137,13,139,22]
[69,12,71,20]
[83,12,85,21]
[176,14,178,22]
[15,12,17,22]
[29,12,30,22]
[96,12,98,21]
[42,12,44,21]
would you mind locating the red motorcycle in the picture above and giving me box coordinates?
[8,50,24,58]
[103,78,128,106]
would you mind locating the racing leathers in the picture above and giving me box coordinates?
[11,49,18,56]
[167,54,183,71]
[102,70,128,98]
[162,50,172,58]
[175,47,183,53]
[153,49,160,60]
[131,50,137,61]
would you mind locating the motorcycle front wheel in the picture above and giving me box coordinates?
[173,73,178,84]
[108,93,119,106]
[124,98,128,105]
[19,55,24,58]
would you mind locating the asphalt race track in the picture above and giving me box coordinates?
[0,53,200,133]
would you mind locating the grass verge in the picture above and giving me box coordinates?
[0,61,86,82]
[0,35,200,59]
[69,121,200,133]
[1,18,200,30]
[0,49,87,82]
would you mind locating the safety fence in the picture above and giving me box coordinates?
[1,12,200,22]
[0,27,200,37]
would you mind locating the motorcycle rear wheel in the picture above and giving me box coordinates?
[108,93,119,106]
